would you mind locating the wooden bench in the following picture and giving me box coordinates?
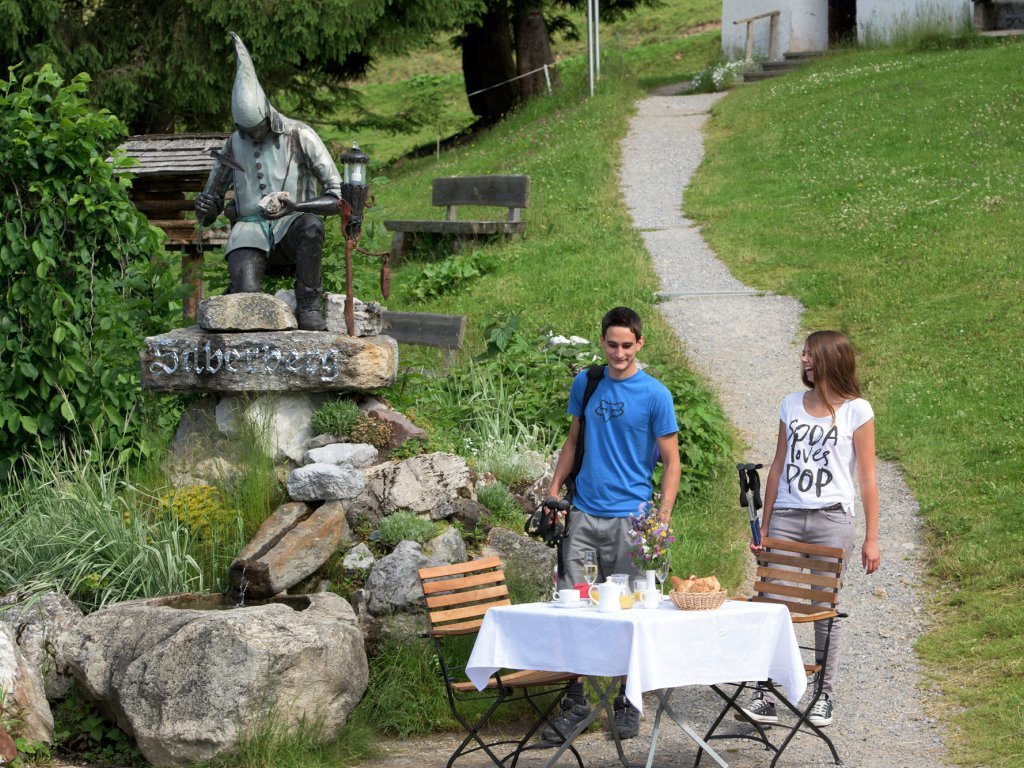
[383,175,529,264]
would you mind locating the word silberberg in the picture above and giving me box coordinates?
[147,339,343,382]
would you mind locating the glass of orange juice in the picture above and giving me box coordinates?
[633,579,647,601]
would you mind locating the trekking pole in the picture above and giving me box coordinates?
[745,462,761,548]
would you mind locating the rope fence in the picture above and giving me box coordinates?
[465,63,556,98]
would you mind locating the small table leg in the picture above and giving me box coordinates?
[538,677,619,768]
[651,690,729,768]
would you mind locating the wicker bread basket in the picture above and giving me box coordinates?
[669,589,727,611]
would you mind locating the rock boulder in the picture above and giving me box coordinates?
[0,621,53,743]
[64,593,367,767]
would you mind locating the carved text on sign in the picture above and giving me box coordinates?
[148,339,343,382]
[140,327,398,394]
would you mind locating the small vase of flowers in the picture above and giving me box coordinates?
[627,499,675,579]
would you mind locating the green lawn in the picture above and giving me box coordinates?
[686,40,1024,766]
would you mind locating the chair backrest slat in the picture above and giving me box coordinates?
[425,584,510,609]
[751,595,832,615]
[762,537,845,559]
[421,569,506,595]
[752,580,841,606]
[418,557,509,634]
[756,565,840,590]
[757,550,844,575]
[753,537,846,618]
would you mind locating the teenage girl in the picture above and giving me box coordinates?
[742,330,880,728]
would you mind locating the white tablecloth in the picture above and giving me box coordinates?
[466,599,805,714]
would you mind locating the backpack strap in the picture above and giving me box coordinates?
[564,364,605,504]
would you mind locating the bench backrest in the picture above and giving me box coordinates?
[432,175,530,222]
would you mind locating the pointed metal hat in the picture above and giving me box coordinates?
[230,32,271,130]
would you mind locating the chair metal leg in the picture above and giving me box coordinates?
[506,687,584,768]
[446,687,513,768]
[765,682,843,767]
[695,683,776,767]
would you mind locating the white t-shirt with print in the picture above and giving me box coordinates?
[773,391,874,515]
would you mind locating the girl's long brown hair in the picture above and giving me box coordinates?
[802,330,861,421]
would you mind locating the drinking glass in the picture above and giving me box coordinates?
[582,550,599,589]
[633,579,647,602]
[656,558,671,596]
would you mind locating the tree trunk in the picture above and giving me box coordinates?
[462,1,518,124]
[514,8,559,100]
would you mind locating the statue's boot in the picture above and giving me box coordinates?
[296,282,326,331]
[226,248,267,293]
[294,218,327,331]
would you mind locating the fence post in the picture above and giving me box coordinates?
[744,21,755,62]
[769,13,779,60]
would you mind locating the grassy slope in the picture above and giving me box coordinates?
[340,0,722,165]
[686,41,1024,766]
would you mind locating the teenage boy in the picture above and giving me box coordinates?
[543,306,681,741]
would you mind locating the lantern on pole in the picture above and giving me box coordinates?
[337,143,372,336]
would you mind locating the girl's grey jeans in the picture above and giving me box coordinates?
[764,506,855,700]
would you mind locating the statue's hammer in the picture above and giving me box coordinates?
[201,149,246,199]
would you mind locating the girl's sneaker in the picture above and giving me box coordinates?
[737,692,778,724]
[808,695,834,727]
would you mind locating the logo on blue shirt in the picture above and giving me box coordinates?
[594,399,624,422]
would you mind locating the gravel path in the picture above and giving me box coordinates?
[354,90,951,768]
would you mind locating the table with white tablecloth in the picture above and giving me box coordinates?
[466,598,806,768]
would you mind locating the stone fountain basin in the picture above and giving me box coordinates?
[63,592,367,767]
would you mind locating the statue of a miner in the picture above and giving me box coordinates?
[195,33,342,331]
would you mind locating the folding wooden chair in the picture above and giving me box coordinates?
[418,557,583,768]
[697,536,847,767]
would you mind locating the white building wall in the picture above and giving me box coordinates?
[722,0,827,60]
[857,0,972,43]
[722,0,972,60]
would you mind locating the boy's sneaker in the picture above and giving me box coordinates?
[611,696,640,740]
[808,695,834,727]
[542,698,591,743]
[736,692,778,725]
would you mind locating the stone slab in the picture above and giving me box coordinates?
[141,326,398,393]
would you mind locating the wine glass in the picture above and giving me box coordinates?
[656,557,671,596]
[582,550,599,592]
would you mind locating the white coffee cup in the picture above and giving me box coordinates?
[643,589,661,609]
[554,588,581,604]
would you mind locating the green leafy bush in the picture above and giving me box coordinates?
[410,249,498,300]
[0,65,181,471]
[52,686,144,766]
[377,511,440,546]
[310,398,364,437]
[477,481,526,529]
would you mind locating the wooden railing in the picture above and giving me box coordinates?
[733,10,781,62]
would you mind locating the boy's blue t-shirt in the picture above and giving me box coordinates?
[568,367,678,518]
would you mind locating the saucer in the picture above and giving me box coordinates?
[553,600,586,609]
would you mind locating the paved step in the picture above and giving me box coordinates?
[743,50,823,83]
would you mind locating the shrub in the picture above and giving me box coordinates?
[690,60,753,93]
[0,65,181,471]
[477,481,526,529]
[158,485,238,539]
[311,398,364,437]
[0,439,203,611]
[409,249,498,300]
[377,511,440,546]
[350,417,394,450]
